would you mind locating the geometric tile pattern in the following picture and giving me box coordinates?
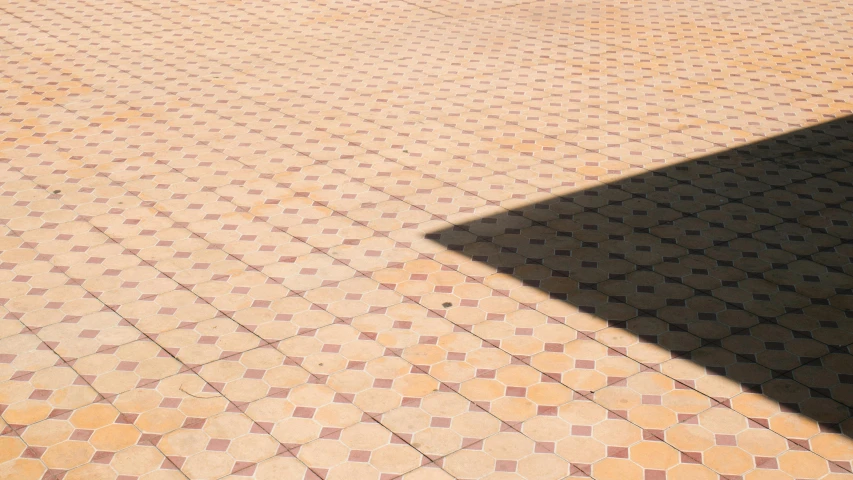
[429,116,853,478]
[0,0,852,479]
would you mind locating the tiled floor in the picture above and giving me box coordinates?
[0,1,852,479]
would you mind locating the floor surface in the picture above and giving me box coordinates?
[1,0,853,479]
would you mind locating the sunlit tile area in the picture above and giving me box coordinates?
[1,0,852,479]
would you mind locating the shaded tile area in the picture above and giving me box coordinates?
[0,0,852,479]
[431,118,853,479]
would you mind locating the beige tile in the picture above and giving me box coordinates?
[1,0,852,478]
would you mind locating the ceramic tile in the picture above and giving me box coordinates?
[1,0,852,477]
[0,365,101,430]
[294,419,427,480]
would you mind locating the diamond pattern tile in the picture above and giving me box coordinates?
[1,0,852,478]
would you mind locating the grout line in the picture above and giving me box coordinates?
[0,0,848,474]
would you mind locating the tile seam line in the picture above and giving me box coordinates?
[42,0,520,91]
[0,245,55,477]
[35,0,853,263]
[0,161,811,476]
[0,8,677,382]
[0,130,577,477]
[0,176,742,477]
[0,213,236,376]
[1,3,852,468]
[0,81,335,475]
[9,0,851,323]
[2,4,852,411]
[0,57,522,414]
[0,219,322,477]
[0,56,848,480]
[0,223,214,479]
[0,77,550,470]
[0,33,810,404]
[115,0,850,137]
[0,220,170,375]
[486,10,850,108]
[0,55,759,480]
[396,0,451,18]
[0,165,393,471]
[79,0,846,176]
[3,68,850,480]
[404,0,845,46]
[110,0,843,115]
[0,166,303,346]
[10,0,851,122]
[0,57,402,353]
[0,253,323,480]
[0,64,438,385]
[37,0,824,184]
[8,0,852,422]
[5,0,844,240]
[2,5,852,446]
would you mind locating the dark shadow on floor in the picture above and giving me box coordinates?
[427,115,853,443]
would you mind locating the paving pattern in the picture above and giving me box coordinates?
[1,0,852,479]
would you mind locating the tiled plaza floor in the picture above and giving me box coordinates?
[1,0,852,479]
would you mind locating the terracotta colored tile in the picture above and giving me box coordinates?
[377,391,501,460]
[0,365,100,429]
[244,382,363,448]
[1,1,852,478]
[295,419,426,479]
